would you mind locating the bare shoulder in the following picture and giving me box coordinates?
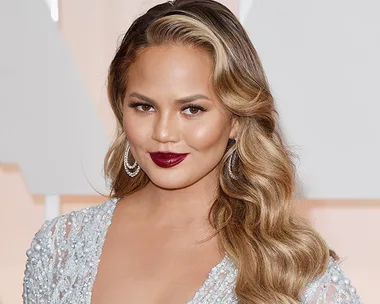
[301,258,362,304]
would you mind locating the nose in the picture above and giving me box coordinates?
[151,112,179,143]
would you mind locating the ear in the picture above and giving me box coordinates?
[229,116,239,139]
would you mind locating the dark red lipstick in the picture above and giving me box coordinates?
[149,152,189,168]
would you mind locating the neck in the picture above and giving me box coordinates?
[135,169,219,229]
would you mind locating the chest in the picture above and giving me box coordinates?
[89,221,227,304]
[51,236,237,304]
[46,202,238,303]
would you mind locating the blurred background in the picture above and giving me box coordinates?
[0,0,379,303]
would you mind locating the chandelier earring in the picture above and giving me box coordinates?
[227,138,238,180]
[124,141,140,177]
[228,150,238,180]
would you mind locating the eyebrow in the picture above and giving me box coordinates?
[128,92,211,105]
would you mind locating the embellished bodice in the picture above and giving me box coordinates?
[23,198,361,303]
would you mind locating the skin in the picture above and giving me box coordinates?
[91,44,238,304]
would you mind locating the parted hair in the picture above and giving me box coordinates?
[104,1,336,303]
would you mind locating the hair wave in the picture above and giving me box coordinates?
[104,1,336,303]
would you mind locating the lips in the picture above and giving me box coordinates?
[149,152,189,168]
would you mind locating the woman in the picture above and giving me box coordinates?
[23,0,361,303]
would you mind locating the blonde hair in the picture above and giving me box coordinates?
[104,1,336,303]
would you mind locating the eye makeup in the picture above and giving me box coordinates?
[127,101,207,116]
[128,102,154,112]
[181,104,207,116]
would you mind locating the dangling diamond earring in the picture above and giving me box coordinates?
[124,141,140,177]
[228,150,237,180]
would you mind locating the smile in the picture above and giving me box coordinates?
[149,152,189,168]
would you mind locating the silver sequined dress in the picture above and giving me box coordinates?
[23,198,362,303]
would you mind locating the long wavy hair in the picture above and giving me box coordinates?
[104,0,336,303]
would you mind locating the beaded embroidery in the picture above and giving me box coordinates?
[23,198,361,303]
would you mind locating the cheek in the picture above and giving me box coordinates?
[123,115,150,144]
[184,118,230,151]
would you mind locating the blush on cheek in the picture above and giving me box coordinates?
[123,116,148,141]
[184,122,228,151]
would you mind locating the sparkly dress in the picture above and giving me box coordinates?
[23,198,361,303]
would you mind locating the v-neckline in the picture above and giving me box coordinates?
[89,197,229,304]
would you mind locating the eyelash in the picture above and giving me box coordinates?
[128,102,207,116]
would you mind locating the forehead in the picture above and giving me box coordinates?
[126,44,216,99]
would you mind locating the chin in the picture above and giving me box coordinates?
[148,172,197,190]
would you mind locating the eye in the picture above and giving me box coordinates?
[138,104,154,112]
[128,102,154,112]
[182,105,206,116]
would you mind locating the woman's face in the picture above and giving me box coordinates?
[123,44,237,189]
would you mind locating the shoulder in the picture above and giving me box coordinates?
[301,258,362,304]
[23,197,118,302]
[26,197,118,253]
[28,197,117,245]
